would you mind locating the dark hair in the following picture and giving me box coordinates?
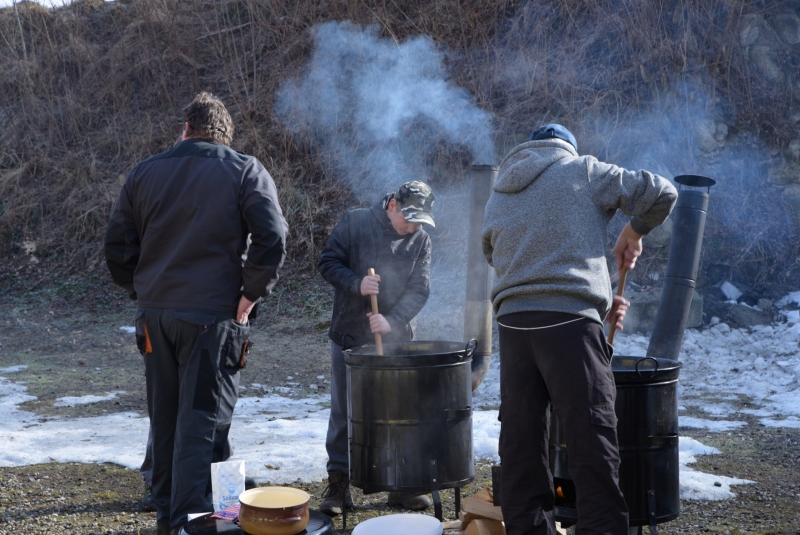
[182,92,234,146]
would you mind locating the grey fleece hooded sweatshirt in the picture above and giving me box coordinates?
[482,138,677,324]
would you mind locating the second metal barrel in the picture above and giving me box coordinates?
[551,356,682,528]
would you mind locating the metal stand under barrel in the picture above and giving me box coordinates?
[341,480,350,532]
[342,481,461,530]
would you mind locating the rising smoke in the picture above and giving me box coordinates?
[276,21,496,342]
[275,20,496,203]
[577,80,796,289]
[279,8,798,343]
[488,0,800,290]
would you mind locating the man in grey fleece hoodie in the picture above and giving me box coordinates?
[482,124,677,535]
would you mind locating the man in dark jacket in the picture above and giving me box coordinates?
[482,124,677,535]
[317,180,435,515]
[104,92,287,535]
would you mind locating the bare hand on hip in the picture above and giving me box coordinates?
[236,295,255,324]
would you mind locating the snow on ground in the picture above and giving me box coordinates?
[1,291,799,500]
[54,391,127,407]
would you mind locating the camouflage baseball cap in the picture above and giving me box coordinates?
[395,181,435,227]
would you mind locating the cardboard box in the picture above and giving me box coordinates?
[473,486,494,503]
[463,519,505,535]
[462,497,504,521]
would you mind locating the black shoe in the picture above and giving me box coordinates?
[245,477,258,490]
[141,486,156,512]
[156,518,171,535]
[319,470,354,516]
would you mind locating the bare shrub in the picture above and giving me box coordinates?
[0,0,798,296]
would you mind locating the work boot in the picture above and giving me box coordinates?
[156,518,171,535]
[141,486,156,512]
[387,491,433,511]
[319,470,354,516]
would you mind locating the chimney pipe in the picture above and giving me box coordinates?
[647,174,716,361]
[465,164,498,390]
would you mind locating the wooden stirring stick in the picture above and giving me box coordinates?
[607,267,628,345]
[367,268,383,355]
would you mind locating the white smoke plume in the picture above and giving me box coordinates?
[275,21,497,343]
[275,20,495,202]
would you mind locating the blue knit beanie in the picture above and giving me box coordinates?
[530,124,578,151]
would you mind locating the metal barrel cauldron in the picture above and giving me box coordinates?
[344,341,475,495]
[551,356,681,529]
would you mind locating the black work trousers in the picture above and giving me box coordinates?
[137,308,247,530]
[325,342,349,474]
[497,311,628,535]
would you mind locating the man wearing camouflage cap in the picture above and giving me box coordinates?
[317,180,435,515]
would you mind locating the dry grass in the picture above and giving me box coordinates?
[0,0,798,294]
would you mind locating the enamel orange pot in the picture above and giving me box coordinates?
[238,487,310,535]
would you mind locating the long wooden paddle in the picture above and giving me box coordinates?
[367,268,383,355]
[607,267,628,345]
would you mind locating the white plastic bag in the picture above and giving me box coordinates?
[211,459,246,511]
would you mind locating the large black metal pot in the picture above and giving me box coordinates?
[551,355,681,529]
[344,341,475,495]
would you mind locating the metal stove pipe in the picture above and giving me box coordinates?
[646,174,716,361]
[464,164,497,391]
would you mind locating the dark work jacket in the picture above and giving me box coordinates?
[104,138,288,313]
[318,203,431,348]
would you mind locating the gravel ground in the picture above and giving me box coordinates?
[0,461,495,534]
[2,422,799,534]
[1,289,800,534]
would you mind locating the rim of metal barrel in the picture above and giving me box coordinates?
[611,355,682,383]
[344,340,474,366]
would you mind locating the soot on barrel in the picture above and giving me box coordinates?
[344,341,475,494]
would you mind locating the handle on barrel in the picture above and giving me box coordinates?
[367,268,383,355]
[634,356,659,378]
[607,268,627,345]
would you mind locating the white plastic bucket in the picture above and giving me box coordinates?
[352,513,443,535]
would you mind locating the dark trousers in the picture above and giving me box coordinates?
[325,342,349,474]
[497,311,628,535]
[138,308,246,530]
[140,350,154,488]
[141,427,153,487]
